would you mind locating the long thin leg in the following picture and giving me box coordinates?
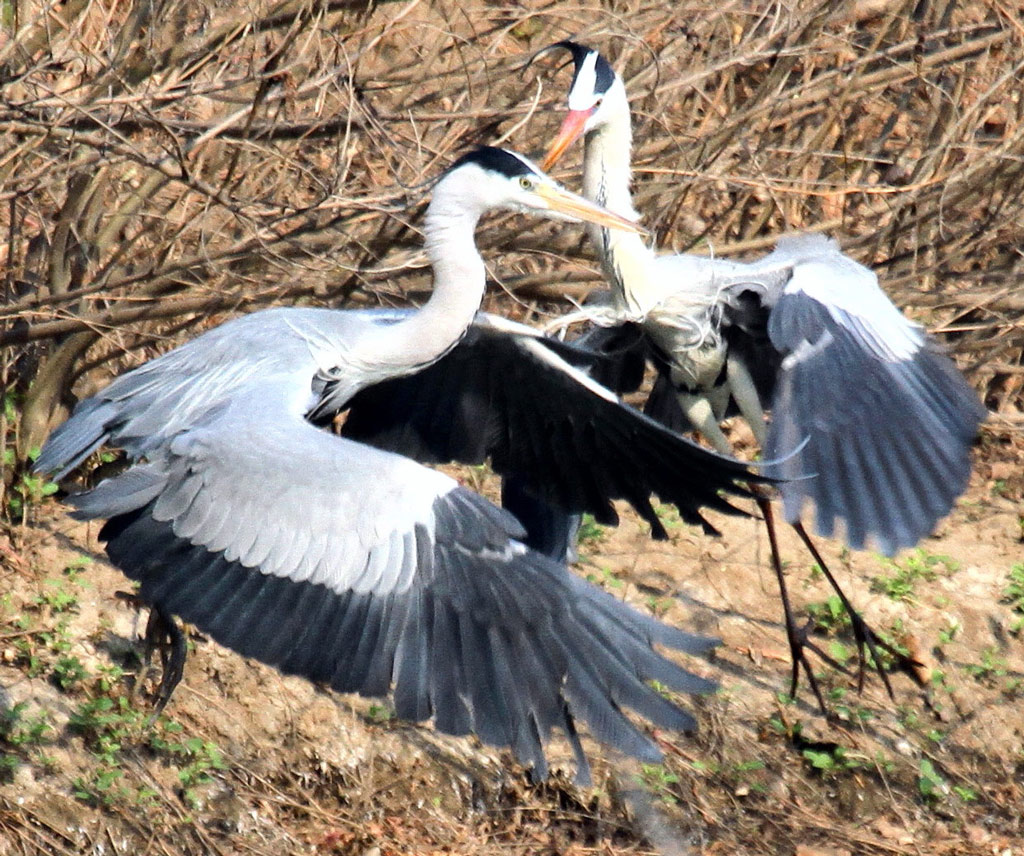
[683,373,915,706]
[790,521,925,695]
[144,605,187,714]
[681,386,839,708]
[753,487,848,713]
[729,357,922,697]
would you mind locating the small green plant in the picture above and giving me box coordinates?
[366,703,395,723]
[870,549,959,603]
[35,579,79,613]
[0,703,55,783]
[964,647,1008,683]
[73,766,132,807]
[801,744,862,775]
[577,513,605,546]
[1003,563,1024,634]
[176,738,227,806]
[952,785,978,802]
[937,618,961,645]
[827,640,851,667]
[585,565,624,591]
[0,702,53,748]
[653,502,682,532]
[638,763,679,804]
[71,687,228,809]
[644,594,673,617]
[917,758,949,802]
[806,595,850,634]
[6,447,58,521]
[52,656,89,690]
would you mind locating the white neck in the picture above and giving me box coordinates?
[582,85,656,316]
[352,174,485,377]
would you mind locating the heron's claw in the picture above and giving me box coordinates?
[784,616,855,717]
[143,605,187,716]
[846,608,924,698]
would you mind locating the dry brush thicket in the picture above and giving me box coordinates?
[2,0,1023,481]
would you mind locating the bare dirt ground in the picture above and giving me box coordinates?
[1,425,1021,856]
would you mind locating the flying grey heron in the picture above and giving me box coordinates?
[526,42,986,704]
[36,147,769,783]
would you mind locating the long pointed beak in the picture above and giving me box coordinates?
[535,183,642,233]
[540,109,591,171]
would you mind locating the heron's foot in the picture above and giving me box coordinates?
[143,606,187,716]
[785,616,853,718]
[846,608,924,698]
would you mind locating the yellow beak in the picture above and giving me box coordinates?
[541,109,592,172]
[535,182,641,233]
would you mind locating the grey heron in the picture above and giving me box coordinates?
[527,42,986,704]
[36,147,767,783]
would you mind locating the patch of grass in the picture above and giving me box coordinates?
[801,744,862,776]
[71,688,227,809]
[644,594,674,617]
[584,565,624,591]
[576,512,604,547]
[367,703,395,724]
[918,758,949,803]
[805,595,850,634]
[870,549,959,603]
[5,446,58,523]
[964,646,1008,683]
[937,617,961,645]
[0,702,55,782]
[52,655,90,690]
[653,502,682,532]
[638,763,680,804]
[1002,562,1024,634]
[151,725,227,808]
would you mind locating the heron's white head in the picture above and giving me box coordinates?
[532,42,628,171]
[432,146,640,231]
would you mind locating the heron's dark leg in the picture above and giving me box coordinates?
[753,489,845,714]
[143,605,187,714]
[790,521,924,697]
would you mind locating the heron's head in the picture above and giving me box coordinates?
[531,42,626,171]
[438,146,640,231]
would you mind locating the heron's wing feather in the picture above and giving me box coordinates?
[342,317,764,539]
[36,307,360,479]
[763,259,985,554]
[68,399,716,778]
[564,320,649,394]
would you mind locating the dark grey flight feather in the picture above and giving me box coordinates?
[763,293,985,553]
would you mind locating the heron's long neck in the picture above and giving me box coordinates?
[357,190,484,375]
[583,102,654,316]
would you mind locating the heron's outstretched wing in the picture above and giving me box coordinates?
[67,395,716,783]
[341,315,765,540]
[760,239,985,554]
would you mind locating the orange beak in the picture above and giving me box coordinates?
[540,109,592,172]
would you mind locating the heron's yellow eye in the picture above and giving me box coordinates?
[519,176,534,190]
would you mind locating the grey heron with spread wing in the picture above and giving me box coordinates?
[527,42,986,704]
[37,147,769,783]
